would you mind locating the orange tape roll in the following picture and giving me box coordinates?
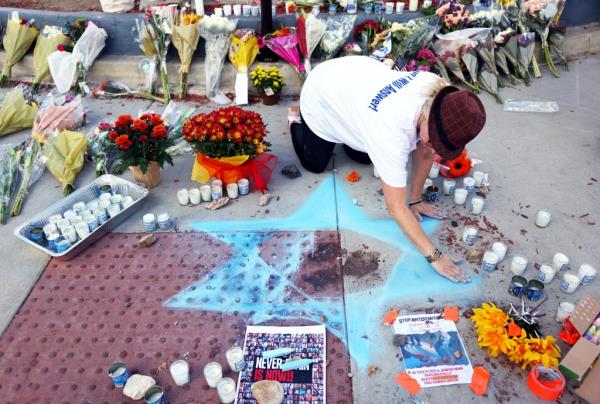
[527,365,566,401]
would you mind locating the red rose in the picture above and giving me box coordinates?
[149,114,163,126]
[151,124,168,139]
[139,135,148,142]
[131,119,148,132]
[108,131,118,140]
[57,44,65,52]
[115,134,133,150]
[114,115,133,130]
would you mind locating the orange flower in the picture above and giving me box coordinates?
[346,171,360,182]
[151,124,168,139]
[115,134,132,150]
[441,150,472,178]
[131,119,148,132]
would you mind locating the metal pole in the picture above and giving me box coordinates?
[260,0,273,34]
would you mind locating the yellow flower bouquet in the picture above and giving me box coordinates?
[249,65,285,105]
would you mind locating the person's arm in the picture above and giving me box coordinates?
[382,181,469,283]
[408,141,447,221]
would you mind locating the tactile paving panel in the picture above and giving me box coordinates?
[0,232,352,403]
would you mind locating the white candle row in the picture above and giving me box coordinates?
[177,179,250,206]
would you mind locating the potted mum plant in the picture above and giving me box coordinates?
[105,113,174,189]
[249,65,285,106]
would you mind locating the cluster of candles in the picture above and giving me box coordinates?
[214,4,261,17]
[426,163,487,215]
[177,178,250,206]
[30,185,133,252]
[202,346,245,403]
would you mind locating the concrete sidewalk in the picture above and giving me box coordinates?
[0,55,599,402]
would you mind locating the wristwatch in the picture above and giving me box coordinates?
[425,248,442,263]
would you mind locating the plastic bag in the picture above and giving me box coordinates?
[33,92,85,142]
[320,14,356,60]
[200,16,237,104]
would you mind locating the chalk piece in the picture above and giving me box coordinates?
[444,306,459,322]
[394,372,421,395]
[383,308,399,325]
[470,366,490,396]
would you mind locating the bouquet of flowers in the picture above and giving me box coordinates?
[250,65,285,96]
[402,16,438,62]
[103,113,174,176]
[436,0,471,34]
[10,138,44,217]
[229,29,260,105]
[182,106,277,191]
[48,20,107,94]
[264,27,305,81]
[517,32,537,83]
[33,92,85,143]
[200,15,237,105]
[87,122,121,177]
[0,85,38,136]
[0,144,23,224]
[370,22,412,68]
[353,19,382,54]
[320,15,356,60]
[32,26,70,91]
[0,13,39,87]
[548,23,568,70]
[495,28,520,83]
[93,80,166,103]
[172,11,201,98]
[521,0,564,77]
[406,48,437,72]
[135,19,160,95]
[43,130,89,195]
[143,4,179,102]
[296,11,327,73]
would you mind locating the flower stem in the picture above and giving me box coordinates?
[32,82,40,92]
[160,61,171,103]
[179,72,188,99]
[1,203,7,224]
[543,43,560,78]
[0,75,8,87]
[531,54,542,78]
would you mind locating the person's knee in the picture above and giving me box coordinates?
[299,158,330,174]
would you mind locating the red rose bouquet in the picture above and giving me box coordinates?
[354,19,383,53]
[104,113,174,188]
[182,106,277,191]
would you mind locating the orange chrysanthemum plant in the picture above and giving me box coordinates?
[471,303,561,369]
[440,149,473,178]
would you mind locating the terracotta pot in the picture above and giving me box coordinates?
[260,92,281,106]
[130,161,161,189]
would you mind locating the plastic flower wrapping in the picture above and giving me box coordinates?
[32,26,70,91]
[320,15,356,60]
[0,13,39,87]
[229,29,259,105]
[200,15,237,104]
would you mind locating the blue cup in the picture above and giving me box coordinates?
[509,276,527,297]
[364,2,373,13]
[108,362,130,388]
[525,279,544,301]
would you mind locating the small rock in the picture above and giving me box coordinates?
[138,234,157,248]
[451,220,459,227]
[123,374,155,400]
[204,197,229,210]
[281,164,301,179]
[251,380,284,404]
[466,247,485,264]
[258,193,272,207]
[367,365,379,376]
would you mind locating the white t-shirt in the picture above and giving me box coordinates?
[300,56,440,188]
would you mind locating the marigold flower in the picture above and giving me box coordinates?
[115,134,133,150]
[151,125,168,139]
[108,131,118,140]
[131,119,148,132]
[346,171,360,182]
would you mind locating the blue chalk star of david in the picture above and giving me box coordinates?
[164,174,481,370]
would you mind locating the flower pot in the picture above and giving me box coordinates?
[130,161,161,189]
[260,92,281,106]
[99,0,135,12]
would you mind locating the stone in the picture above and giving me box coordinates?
[123,374,155,400]
[251,380,284,404]
[138,234,157,247]
[466,247,485,264]
[281,164,301,179]
[204,197,229,210]
[258,193,272,207]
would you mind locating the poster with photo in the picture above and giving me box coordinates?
[393,313,473,388]
[235,325,326,404]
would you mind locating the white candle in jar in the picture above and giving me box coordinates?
[189,189,201,205]
[232,4,242,16]
[492,242,507,261]
[454,188,468,205]
[194,0,205,15]
[226,346,245,372]
[170,360,190,386]
[62,225,77,243]
[428,162,440,179]
[177,189,190,206]
[462,227,477,245]
[409,0,419,11]
[43,223,58,238]
[555,301,575,322]
[473,171,485,187]
[217,377,236,403]
[204,362,222,388]
[423,0,432,7]
[578,264,597,285]
[214,7,223,17]
[471,196,484,215]
[237,178,250,195]
[551,253,569,272]
[537,264,556,284]
[396,2,405,13]
[481,251,499,272]
[442,179,456,195]
[463,177,475,193]
[560,272,580,293]
[75,222,90,239]
[510,256,528,276]
[223,5,232,16]
[48,214,63,224]
[200,185,212,202]
[535,210,551,227]
[226,183,239,199]
[385,2,394,14]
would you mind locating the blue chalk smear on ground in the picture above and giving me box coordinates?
[165,174,481,371]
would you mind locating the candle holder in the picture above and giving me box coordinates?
[226,183,239,199]
[510,256,528,276]
[442,179,456,195]
[577,264,596,285]
[551,253,569,272]
[189,189,201,205]
[226,346,245,372]
[237,178,250,195]
[463,177,475,193]
[537,264,556,284]
[428,162,440,179]
[203,362,222,388]
[560,272,580,293]
[555,301,575,322]
[471,196,484,215]
[481,251,498,272]
[217,377,236,403]
[462,227,477,246]
[535,210,551,227]
[200,185,212,202]
[473,171,485,187]
[509,275,528,297]
[170,360,190,386]
[177,189,190,206]
[525,279,545,301]
[454,188,468,205]
[423,185,439,203]
[491,242,507,261]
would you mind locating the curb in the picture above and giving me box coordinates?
[1,22,599,97]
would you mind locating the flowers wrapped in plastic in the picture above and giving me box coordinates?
[43,130,89,195]
[320,15,357,60]
[229,29,259,105]
[87,122,121,177]
[48,21,107,94]
[32,26,70,91]
[172,11,201,98]
[10,137,44,217]
[264,28,305,81]
[0,85,38,136]
[296,11,326,73]
[436,0,471,33]
[135,19,159,95]
[517,32,536,83]
[0,144,22,224]
[200,15,237,105]
[402,16,438,61]
[0,13,39,87]
[406,48,437,72]
[353,19,383,55]
[548,24,568,71]
[182,106,277,192]
[93,80,166,103]
[33,91,85,143]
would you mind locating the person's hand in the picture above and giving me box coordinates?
[410,202,447,221]
[431,255,470,283]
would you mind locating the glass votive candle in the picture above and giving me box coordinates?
[251,5,260,16]
[385,1,394,14]
[560,272,580,293]
[84,214,98,231]
[73,201,86,213]
[56,238,71,253]
[463,177,475,193]
[555,301,575,322]
[143,213,157,232]
[94,208,108,224]
[203,362,222,388]
[214,7,223,17]
[223,4,232,16]
[462,227,477,245]
[86,199,100,211]
[442,179,456,195]
[492,242,507,261]
[225,346,245,372]
[110,194,122,206]
[212,179,223,188]
[177,189,190,206]
[428,162,440,179]
[232,4,242,16]
[471,196,484,215]
[242,5,251,17]
[454,188,468,205]
[108,206,121,218]
[99,192,112,201]
[157,213,173,230]
[200,185,212,202]
[510,256,528,276]
[170,360,190,386]
[482,251,499,272]
[57,218,71,231]
[535,210,551,227]
[422,178,433,193]
[578,264,597,285]
[211,185,223,201]
[217,377,236,403]
[226,183,239,199]
[43,223,58,238]
[70,216,83,226]
[63,209,77,221]
[473,171,485,187]
[551,253,569,272]
[62,225,78,243]
[237,178,250,195]
[396,2,405,13]
[189,188,201,205]
[122,195,135,209]
[75,222,90,239]
[100,199,111,210]
[537,264,556,284]
[48,214,63,224]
